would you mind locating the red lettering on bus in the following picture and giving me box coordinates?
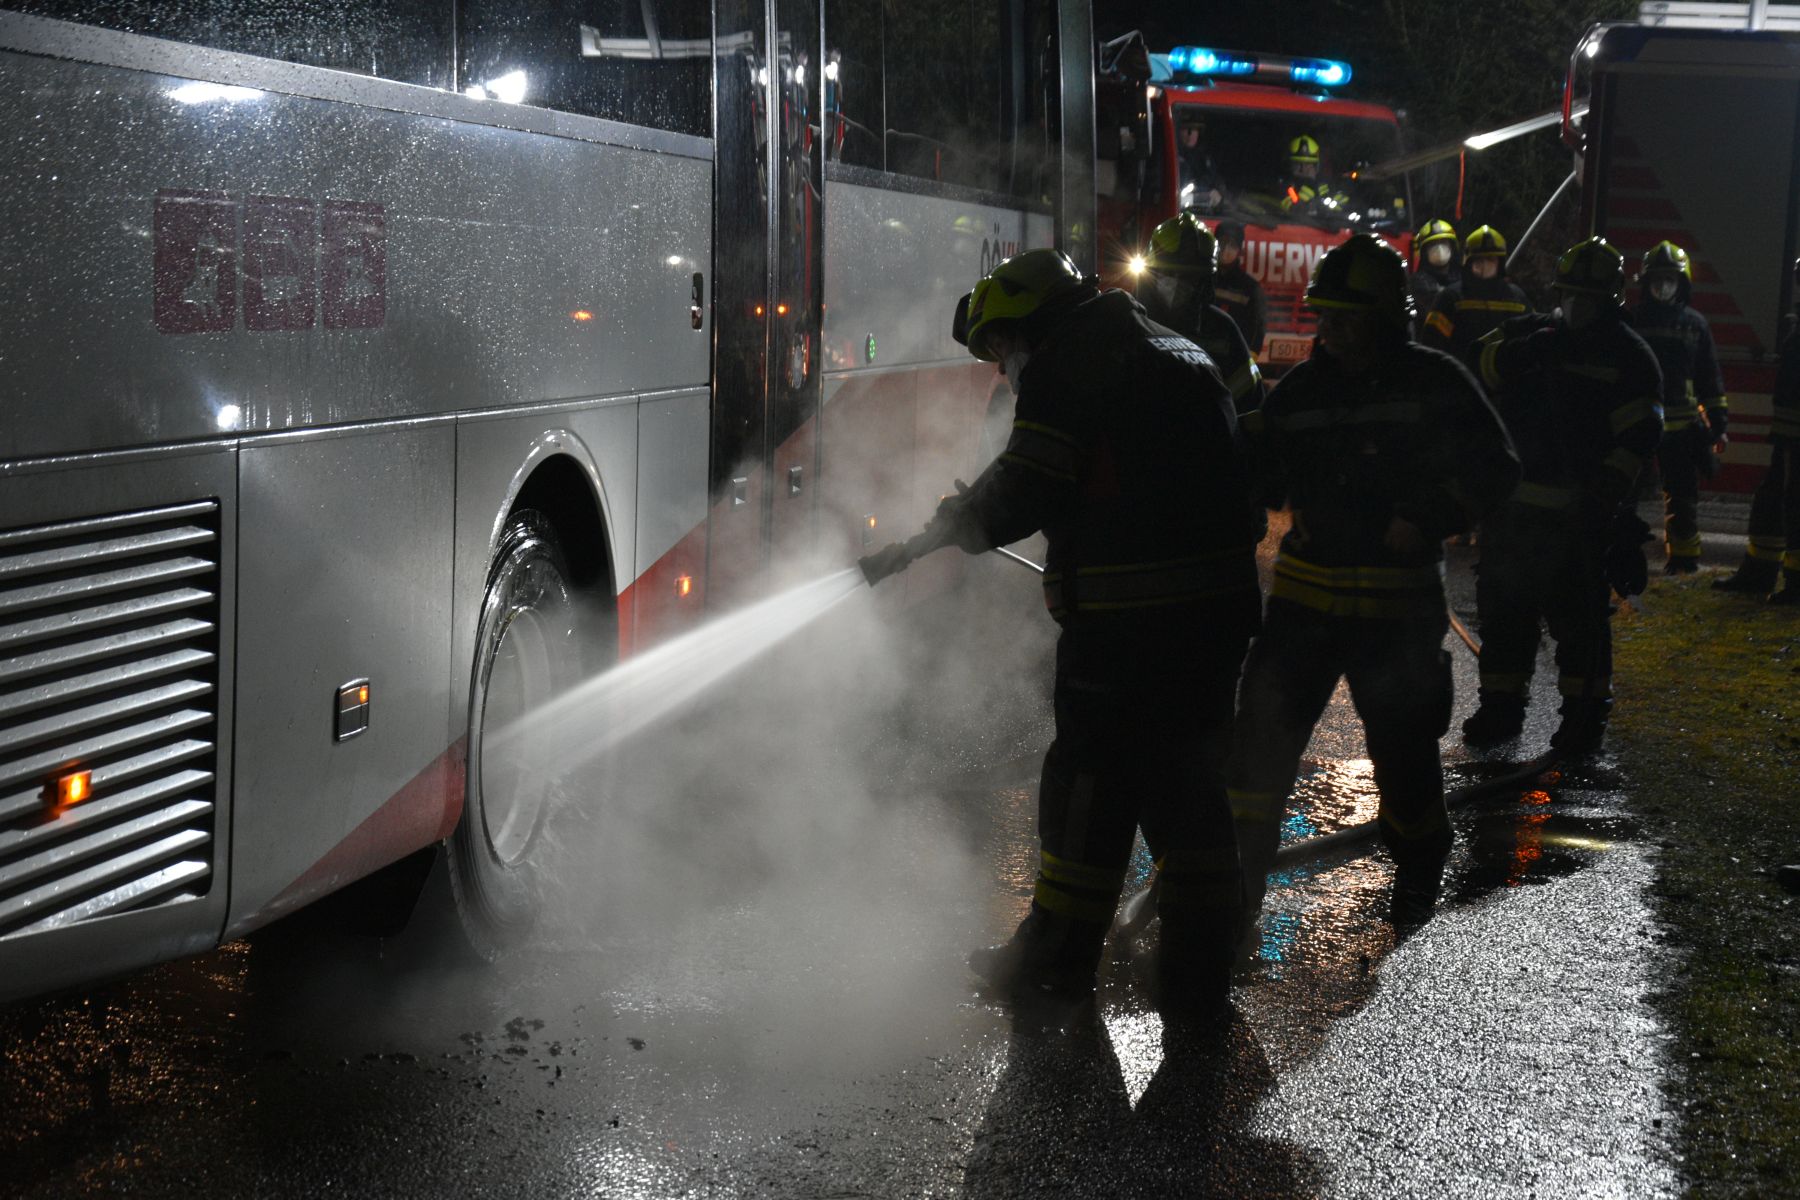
[153,189,237,334]
[244,194,317,331]
[152,190,386,334]
[322,200,387,330]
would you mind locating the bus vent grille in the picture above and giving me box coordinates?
[0,500,222,942]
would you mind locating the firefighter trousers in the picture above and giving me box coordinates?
[1227,599,1454,923]
[1742,439,1800,575]
[1656,425,1711,562]
[1473,507,1614,708]
[1019,623,1250,996]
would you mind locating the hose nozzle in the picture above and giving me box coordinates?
[859,526,952,587]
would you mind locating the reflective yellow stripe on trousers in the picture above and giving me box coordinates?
[1269,554,1445,619]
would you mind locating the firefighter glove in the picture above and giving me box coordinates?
[1706,406,1729,444]
[926,482,990,554]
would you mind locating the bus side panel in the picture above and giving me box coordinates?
[0,448,237,1001]
[226,425,454,934]
[1596,62,1798,491]
[629,390,711,654]
[0,45,710,463]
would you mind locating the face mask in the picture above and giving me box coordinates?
[1562,295,1604,331]
[1003,350,1032,394]
[1153,274,1195,315]
[1426,243,1453,268]
[1469,258,1499,281]
[1650,278,1678,303]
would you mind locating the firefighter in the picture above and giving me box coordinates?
[1633,240,1727,574]
[1420,225,1531,366]
[1715,257,1800,602]
[1275,134,1348,217]
[1215,221,1267,354]
[1410,219,1461,318]
[1136,213,1265,413]
[1462,237,1665,752]
[863,249,1263,1015]
[1228,234,1520,930]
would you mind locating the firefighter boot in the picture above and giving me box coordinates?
[1712,557,1778,595]
[1662,554,1699,576]
[1550,698,1611,758]
[967,911,1099,1003]
[1460,693,1526,747]
[1389,859,1445,928]
[1771,571,1800,606]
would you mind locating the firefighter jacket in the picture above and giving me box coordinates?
[1421,275,1531,366]
[1242,338,1519,620]
[947,289,1264,633]
[1152,293,1265,415]
[1774,315,1800,443]
[1410,264,1459,321]
[1477,312,1665,520]
[1631,299,1726,434]
[1214,262,1267,353]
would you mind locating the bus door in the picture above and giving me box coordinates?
[710,0,825,605]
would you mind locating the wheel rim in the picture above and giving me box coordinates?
[479,597,560,867]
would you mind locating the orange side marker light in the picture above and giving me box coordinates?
[49,770,92,809]
[675,574,693,598]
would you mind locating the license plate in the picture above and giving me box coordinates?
[1265,334,1313,364]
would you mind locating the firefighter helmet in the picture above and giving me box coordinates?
[1464,225,1507,259]
[1288,134,1321,165]
[1305,233,1415,327]
[1553,237,1626,301]
[1145,213,1217,283]
[1415,219,1457,251]
[953,248,1087,362]
[1641,239,1692,282]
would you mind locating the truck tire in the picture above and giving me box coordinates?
[448,508,582,957]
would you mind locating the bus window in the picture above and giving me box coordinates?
[459,0,710,137]
[824,0,884,171]
[881,0,1004,190]
[9,0,454,88]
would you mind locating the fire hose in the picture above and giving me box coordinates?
[860,526,1506,937]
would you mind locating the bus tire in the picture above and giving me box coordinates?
[448,508,581,958]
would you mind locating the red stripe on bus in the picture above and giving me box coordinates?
[255,739,466,928]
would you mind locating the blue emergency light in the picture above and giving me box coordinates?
[1290,57,1353,87]
[1166,46,1256,77]
[1157,46,1353,89]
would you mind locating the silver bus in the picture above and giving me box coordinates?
[0,0,1096,1000]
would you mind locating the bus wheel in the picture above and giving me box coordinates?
[449,508,580,957]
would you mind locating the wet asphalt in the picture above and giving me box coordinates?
[0,524,1719,1199]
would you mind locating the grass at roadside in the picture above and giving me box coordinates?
[1610,574,1800,1194]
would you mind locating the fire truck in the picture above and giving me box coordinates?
[1098,42,1415,373]
[1568,13,1800,493]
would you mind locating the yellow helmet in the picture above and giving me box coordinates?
[1145,213,1218,282]
[1415,218,1457,250]
[952,248,1087,362]
[1641,240,1691,281]
[1305,233,1415,328]
[1554,236,1626,301]
[1288,134,1321,165]
[1464,225,1507,258]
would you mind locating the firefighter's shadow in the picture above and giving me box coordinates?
[961,1005,1322,1199]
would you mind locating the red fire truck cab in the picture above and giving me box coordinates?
[1099,45,1414,374]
